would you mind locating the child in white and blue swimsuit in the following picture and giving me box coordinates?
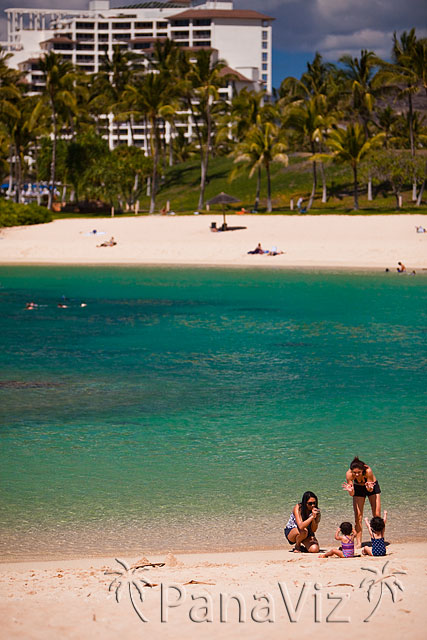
[363,511,387,556]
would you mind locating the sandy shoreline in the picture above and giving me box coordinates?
[1,214,426,269]
[1,544,426,639]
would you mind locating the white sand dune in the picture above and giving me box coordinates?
[1,214,426,269]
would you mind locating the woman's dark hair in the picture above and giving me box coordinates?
[350,456,368,471]
[340,522,353,535]
[370,516,385,533]
[300,491,318,522]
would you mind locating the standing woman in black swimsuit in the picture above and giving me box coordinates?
[342,456,381,547]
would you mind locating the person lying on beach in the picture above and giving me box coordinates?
[284,491,321,553]
[319,522,355,558]
[267,246,284,256]
[362,511,387,556]
[248,243,266,254]
[97,237,117,247]
[342,456,381,547]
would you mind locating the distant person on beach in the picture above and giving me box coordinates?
[297,197,306,213]
[320,521,356,558]
[248,243,265,255]
[342,456,381,547]
[97,237,117,247]
[363,511,387,556]
[397,261,406,272]
[284,491,321,553]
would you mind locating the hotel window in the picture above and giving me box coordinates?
[99,44,108,51]
[98,23,108,30]
[135,22,153,29]
[76,22,94,29]
[262,52,268,61]
[194,18,211,26]
[98,33,109,41]
[262,42,268,49]
[157,22,168,28]
[113,23,131,30]
[262,31,268,40]
[262,63,268,70]
[194,41,211,47]
[262,74,268,82]
[193,30,211,38]
[262,20,269,27]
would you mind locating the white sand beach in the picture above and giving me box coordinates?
[1,214,426,269]
[1,543,426,639]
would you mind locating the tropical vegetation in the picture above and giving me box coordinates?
[0,30,426,223]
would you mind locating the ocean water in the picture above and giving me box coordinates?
[0,266,426,560]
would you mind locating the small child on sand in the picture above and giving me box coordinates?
[320,521,355,558]
[363,511,387,556]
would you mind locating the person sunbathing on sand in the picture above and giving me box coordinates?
[248,242,265,255]
[97,237,117,247]
[284,491,321,553]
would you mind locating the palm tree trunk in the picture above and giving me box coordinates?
[320,161,327,203]
[307,159,317,210]
[408,93,418,201]
[198,150,209,210]
[34,144,41,206]
[15,145,22,204]
[266,163,272,213]
[48,109,57,211]
[254,166,261,211]
[198,103,211,211]
[353,164,359,210]
[7,146,13,200]
[416,177,425,206]
[367,174,373,201]
[394,189,401,209]
[149,117,158,214]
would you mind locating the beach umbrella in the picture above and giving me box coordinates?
[206,192,240,227]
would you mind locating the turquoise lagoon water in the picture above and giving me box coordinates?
[0,266,426,559]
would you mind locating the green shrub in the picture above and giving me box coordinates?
[0,200,52,228]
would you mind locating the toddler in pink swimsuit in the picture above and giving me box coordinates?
[320,521,355,558]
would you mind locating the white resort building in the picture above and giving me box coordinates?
[4,1,274,150]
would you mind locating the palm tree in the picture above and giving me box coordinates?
[339,50,379,136]
[375,30,425,199]
[223,89,275,210]
[233,117,288,212]
[320,123,384,210]
[98,45,141,145]
[187,49,227,210]
[124,72,176,213]
[37,52,77,209]
[283,96,334,208]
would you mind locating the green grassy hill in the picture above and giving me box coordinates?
[55,154,426,218]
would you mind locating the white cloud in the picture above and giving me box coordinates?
[235,0,426,60]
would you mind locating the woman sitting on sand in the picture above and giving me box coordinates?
[342,456,381,547]
[284,491,321,553]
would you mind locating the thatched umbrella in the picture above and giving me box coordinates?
[206,192,240,227]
